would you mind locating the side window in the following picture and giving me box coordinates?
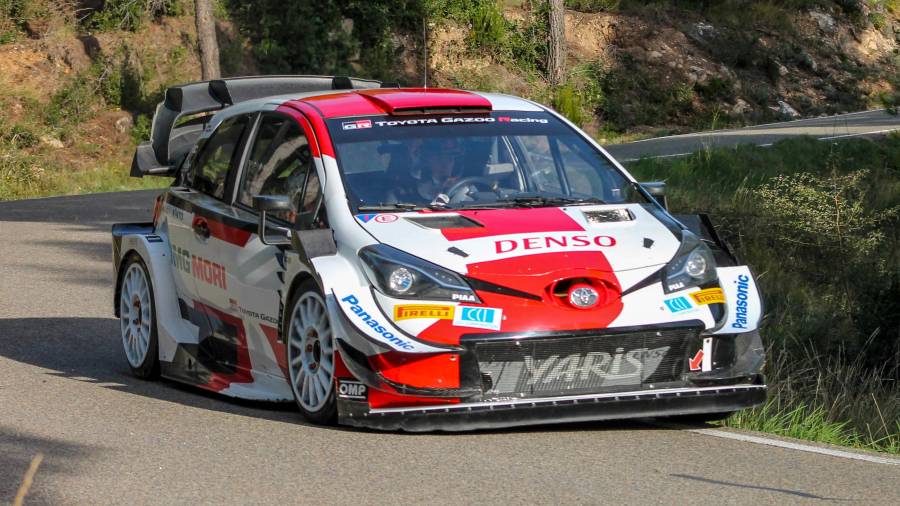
[558,137,614,199]
[239,114,313,222]
[518,135,563,194]
[192,116,248,199]
[296,162,328,230]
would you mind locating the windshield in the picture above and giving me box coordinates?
[327,111,648,211]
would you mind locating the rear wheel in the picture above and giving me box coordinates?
[118,255,159,379]
[285,280,336,424]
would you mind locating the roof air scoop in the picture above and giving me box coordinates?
[357,89,492,116]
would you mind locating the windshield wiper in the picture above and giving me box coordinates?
[495,195,608,207]
[357,203,422,212]
[358,202,457,212]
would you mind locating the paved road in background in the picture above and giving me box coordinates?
[605,108,900,161]
[4,109,900,504]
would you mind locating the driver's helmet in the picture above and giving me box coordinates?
[419,138,463,178]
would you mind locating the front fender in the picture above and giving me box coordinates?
[311,255,451,354]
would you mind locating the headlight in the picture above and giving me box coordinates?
[662,230,717,293]
[359,244,481,302]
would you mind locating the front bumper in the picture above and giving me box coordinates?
[338,382,766,432]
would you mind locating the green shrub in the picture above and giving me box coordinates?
[131,114,152,143]
[82,0,184,32]
[469,1,507,52]
[46,74,101,128]
[628,136,900,371]
[552,84,585,126]
[565,0,621,12]
[0,122,39,149]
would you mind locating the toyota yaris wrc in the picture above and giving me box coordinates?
[113,75,766,431]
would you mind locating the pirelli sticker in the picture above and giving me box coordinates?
[393,304,454,321]
[690,288,726,305]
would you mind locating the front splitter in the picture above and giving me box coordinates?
[338,384,766,432]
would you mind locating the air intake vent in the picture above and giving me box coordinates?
[406,215,483,230]
[583,209,634,224]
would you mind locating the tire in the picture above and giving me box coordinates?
[284,279,337,424]
[118,254,160,379]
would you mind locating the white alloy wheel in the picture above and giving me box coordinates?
[287,290,335,415]
[119,262,153,369]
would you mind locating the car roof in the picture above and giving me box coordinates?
[211,88,545,125]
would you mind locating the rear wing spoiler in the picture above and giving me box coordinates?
[131,75,383,177]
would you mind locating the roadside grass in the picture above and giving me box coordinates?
[627,134,900,454]
[0,153,166,201]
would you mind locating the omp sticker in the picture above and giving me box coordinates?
[337,380,368,400]
[453,306,503,331]
[342,119,372,130]
[691,288,726,305]
[394,304,454,321]
[374,214,398,223]
[664,296,694,313]
[714,266,763,335]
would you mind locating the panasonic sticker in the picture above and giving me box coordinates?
[453,306,503,331]
[340,294,415,350]
[713,266,762,335]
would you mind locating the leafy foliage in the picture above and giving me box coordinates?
[225,0,424,80]
[81,0,184,32]
[629,135,900,453]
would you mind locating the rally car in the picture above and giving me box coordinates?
[112,75,766,431]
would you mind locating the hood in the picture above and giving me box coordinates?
[354,205,681,285]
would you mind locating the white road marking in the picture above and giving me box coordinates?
[614,126,900,162]
[817,127,900,141]
[685,427,900,466]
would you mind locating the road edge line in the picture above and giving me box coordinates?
[681,426,900,466]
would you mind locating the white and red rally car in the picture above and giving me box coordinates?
[113,75,766,431]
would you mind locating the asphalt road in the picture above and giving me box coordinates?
[604,108,900,161]
[2,190,899,505]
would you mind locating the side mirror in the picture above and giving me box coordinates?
[252,195,292,245]
[640,181,668,210]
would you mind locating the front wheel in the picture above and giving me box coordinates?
[285,280,337,424]
[118,255,159,379]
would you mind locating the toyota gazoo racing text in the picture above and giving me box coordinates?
[112,75,766,431]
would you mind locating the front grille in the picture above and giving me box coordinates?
[473,326,699,398]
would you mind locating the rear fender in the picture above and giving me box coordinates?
[113,224,197,362]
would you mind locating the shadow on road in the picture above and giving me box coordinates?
[0,316,677,437]
[0,428,99,505]
[670,473,847,501]
[0,317,305,426]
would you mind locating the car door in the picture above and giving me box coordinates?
[226,111,323,386]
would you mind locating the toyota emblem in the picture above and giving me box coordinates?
[568,284,600,309]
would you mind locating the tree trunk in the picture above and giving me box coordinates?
[194,0,221,80]
[547,0,566,86]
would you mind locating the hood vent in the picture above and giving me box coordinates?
[406,215,483,230]
[583,209,634,224]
